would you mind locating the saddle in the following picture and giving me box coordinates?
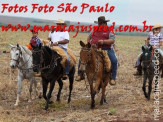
[97,49,111,72]
[42,39,76,69]
[51,46,76,69]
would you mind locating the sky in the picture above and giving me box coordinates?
[0,0,163,26]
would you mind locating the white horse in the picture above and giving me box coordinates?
[9,44,38,106]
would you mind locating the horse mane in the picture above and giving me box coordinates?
[43,46,61,58]
[20,45,32,56]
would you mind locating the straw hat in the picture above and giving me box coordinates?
[152,24,163,30]
[94,16,110,24]
[56,19,66,25]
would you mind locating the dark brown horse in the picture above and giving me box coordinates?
[79,41,111,109]
[141,45,163,100]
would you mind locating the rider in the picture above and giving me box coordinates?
[76,16,118,85]
[27,29,42,50]
[48,19,70,77]
[134,24,163,75]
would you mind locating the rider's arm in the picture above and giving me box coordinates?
[103,32,115,45]
[87,31,92,43]
[48,32,51,41]
[58,39,69,44]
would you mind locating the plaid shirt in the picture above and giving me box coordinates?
[30,36,41,46]
[148,32,163,46]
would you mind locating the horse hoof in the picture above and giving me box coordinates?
[104,99,107,103]
[100,103,103,105]
[38,93,42,99]
[56,99,61,102]
[48,101,54,104]
[91,106,95,109]
[100,101,103,105]
[14,103,18,106]
[28,99,32,103]
[44,107,48,110]
[67,99,71,104]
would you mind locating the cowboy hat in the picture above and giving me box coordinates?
[94,16,110,24]
[56,19,66,25]
[152,24,163,30]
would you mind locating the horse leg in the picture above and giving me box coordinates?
[147,78,153,100]
[38,80,42,99]
[89,82,95,109]
[45,80,55,110]
[28,79,33,102]
[142,75,148,99]
[103,76,109,103]
[100,82,105,105]
[56,79,63,102]
[14,76,23,106]
[94,79,101,94]
[67,67,75,103]
[42,78,48,108]
[33,78,38,99]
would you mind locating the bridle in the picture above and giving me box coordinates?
[80,47,92,65]
[32,47,61,74]
[10,47,22,65]
[11,47,33,71]
[142,50,154,74]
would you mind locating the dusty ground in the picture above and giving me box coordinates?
[0,31,162,122]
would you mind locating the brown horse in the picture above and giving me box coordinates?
[79,41,111,109]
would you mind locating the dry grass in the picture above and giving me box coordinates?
[0,30,163,121]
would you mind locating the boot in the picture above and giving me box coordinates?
[75,74,85,81]
[109,80,116,85]
[133,64,142,76]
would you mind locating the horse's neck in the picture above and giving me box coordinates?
[43,48,52,65]
[88,49,97,68]
[19,46,32,68]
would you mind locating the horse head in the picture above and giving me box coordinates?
[141,45,153,70]
[32,43,61,73]
[79,41,92,71]
[31,43,43,72]
[9,44,22,69]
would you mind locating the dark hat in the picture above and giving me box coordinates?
[94,16,110,24]
[30,29,38,33]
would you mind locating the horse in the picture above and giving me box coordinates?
[31,44,75,110]
[141,45,163,100]
[79,41,111,109]
[9,44,38,106]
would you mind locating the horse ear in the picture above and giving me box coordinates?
[149,45,152,52]
[142,46,145,52]
[9,44,15,48]
[38,43,42,49]
[17,44,19,48]
[80,41,85,47]
[87,42,91,48]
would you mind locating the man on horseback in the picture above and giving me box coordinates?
[76,16,118,85]
[48,19,70,77]
[134,24,163,75]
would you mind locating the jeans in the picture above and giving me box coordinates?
[63,48,70,75]
[78,60,82,75]
[78,48,118,80]
[106,48,118,80]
